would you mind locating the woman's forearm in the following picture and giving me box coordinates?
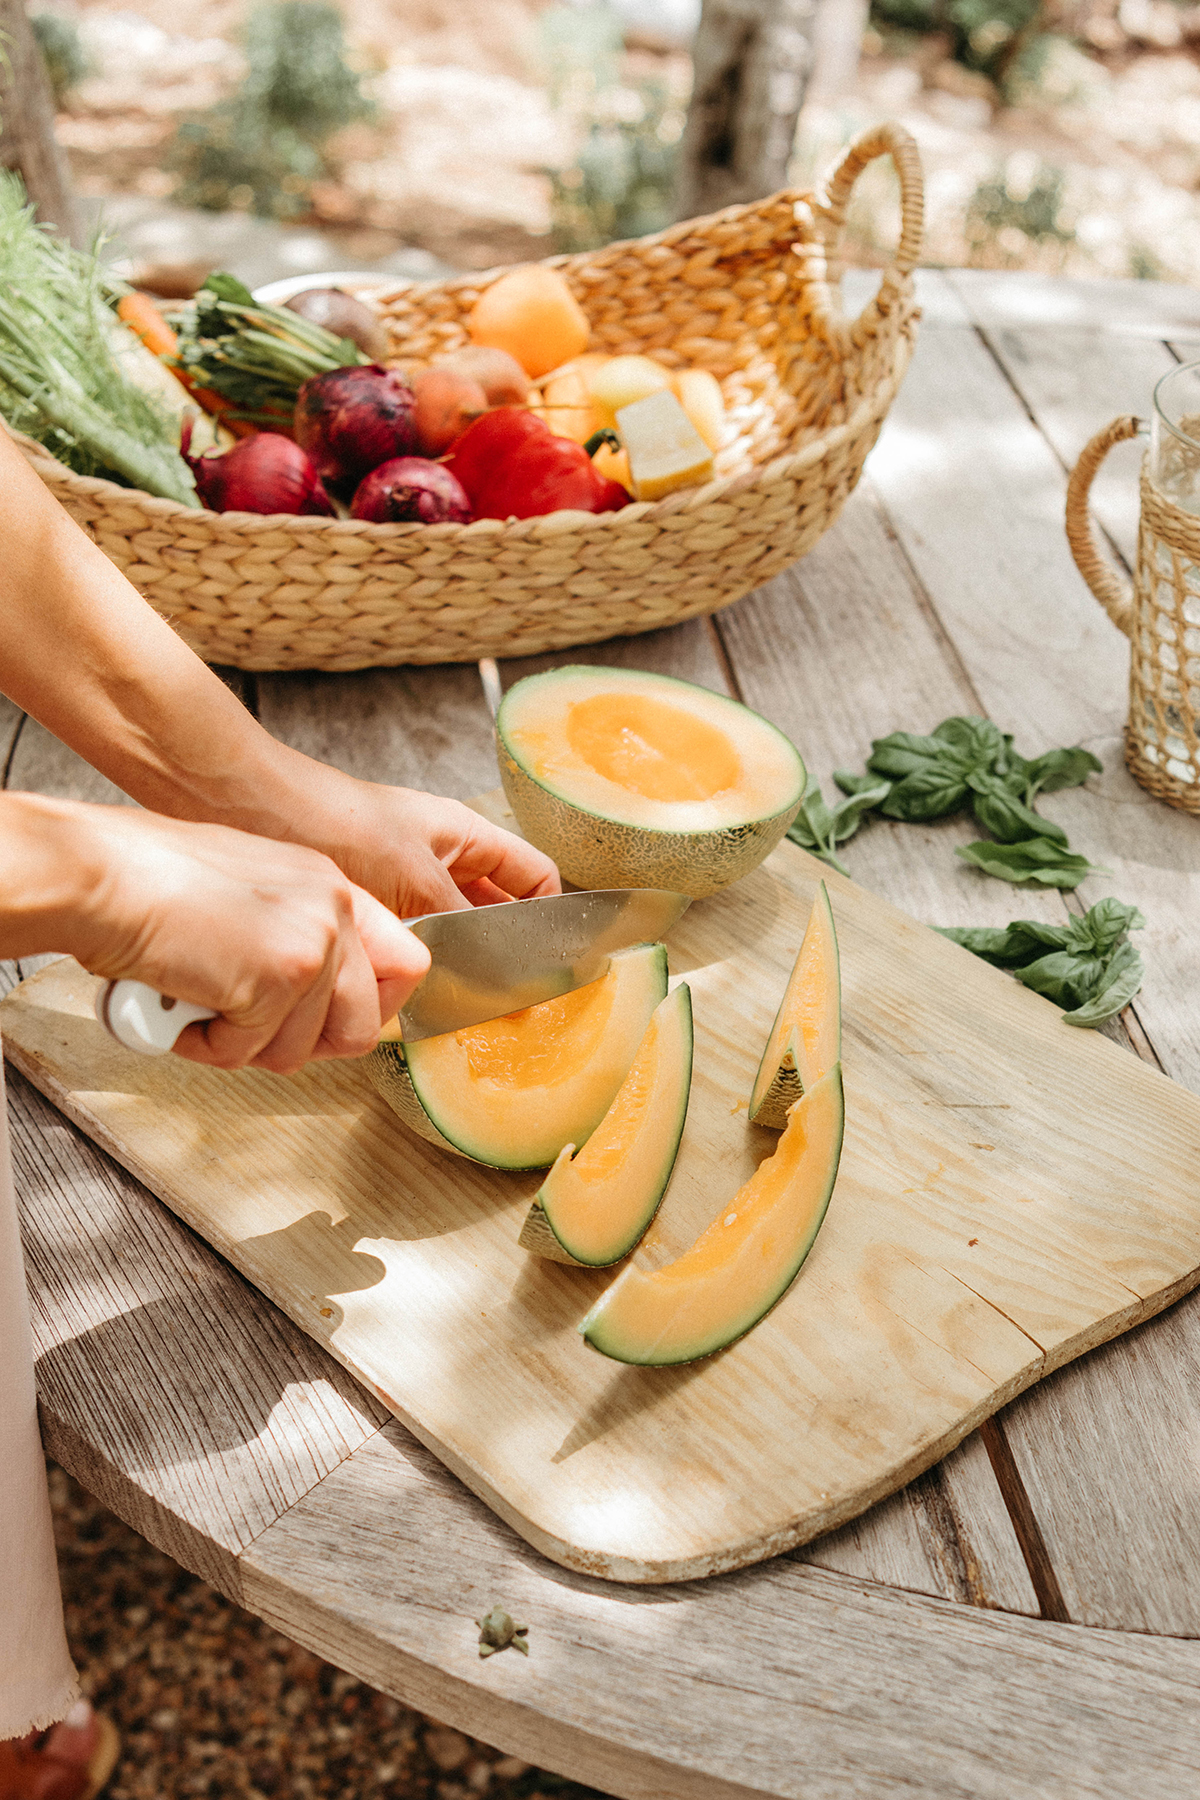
[0,430,325,837]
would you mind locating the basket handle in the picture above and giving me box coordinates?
[1065,415,1141,640]
[807,121,924,346]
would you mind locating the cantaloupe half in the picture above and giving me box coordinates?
[519,981,693,1266]
[366,943,667,1170]
[580,1064,845,1366]
[749,881,841,1129]
[495,666,805,898]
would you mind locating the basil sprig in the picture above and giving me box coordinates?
[937,899,1146,1027]
[836,715,1103,889]
[786,772,891,876]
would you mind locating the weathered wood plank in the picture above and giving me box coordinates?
[976,326,1172,568]
[948,268,1200,341]
[896,314,1200,1637]
[713,488,1044,1614]
[501,618,731,696]
[4,1063,387,1601]
[255,664,500,800]
[241,1419,1200,1800]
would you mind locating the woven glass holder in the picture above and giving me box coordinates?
[1066,414,1200,815]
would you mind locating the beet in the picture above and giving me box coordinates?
[294,364,417,493]
[350,457,472,525]
[182,424,333,516]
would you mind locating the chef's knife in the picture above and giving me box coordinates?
[94,888,691,1056]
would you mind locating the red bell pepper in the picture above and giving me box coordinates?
[444,408,629,520]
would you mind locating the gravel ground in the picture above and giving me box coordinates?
[49,1463,607,1800]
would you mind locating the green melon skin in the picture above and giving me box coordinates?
[497,752,801,900]
[366,1040,465,1159]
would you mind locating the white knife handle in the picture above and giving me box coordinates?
[96,980,218,1056]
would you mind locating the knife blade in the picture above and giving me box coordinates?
[95,888,691,1056]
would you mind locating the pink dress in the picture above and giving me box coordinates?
[0,1051,79,1738]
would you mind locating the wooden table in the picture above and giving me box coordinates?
[6,267,1200,1799]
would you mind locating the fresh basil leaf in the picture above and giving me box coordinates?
[866,731,951,780]
[956,838,1105,888]
[933,715,1006,771]
[936,919,1073,965]
[829,778,891,830]
[1022,745,1103,802]
[969,779,1069,846]
[1014,949,1105,1009]
[834,769,891,801]
[788,771,891,874]
[786,774,851,876]
[880,767,971,821]
[1062,940,1146,1026]
[1073,896,1146,955]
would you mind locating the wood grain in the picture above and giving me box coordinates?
[241,1420,1200,1800]
[8,828,1200,1584]
[907,301,1200,1633]
[255,664,500,800]
[5,1062,387,1598]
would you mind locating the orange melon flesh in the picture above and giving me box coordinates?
[567,692,743,803]
[581,1064,844,1365]
[749,882,841,1129]
[400,942,667,1169]
[521,982,693,1266]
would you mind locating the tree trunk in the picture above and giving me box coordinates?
[674,0,817,219]
[0,0,81,243]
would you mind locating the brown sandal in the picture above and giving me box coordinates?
[0,1701,120,1800]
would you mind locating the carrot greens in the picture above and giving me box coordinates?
[0,173,197,505]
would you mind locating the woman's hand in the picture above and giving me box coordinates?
[2,795,429,1073]
[286,775,561,917]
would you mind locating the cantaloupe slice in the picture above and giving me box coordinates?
[366,943,667,1170]
[749,882,841,1129]
[496,666,805,898]
[520,982,693,1266]
[580,1064,845,1366]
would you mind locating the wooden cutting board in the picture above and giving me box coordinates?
[6,824,1200,1584]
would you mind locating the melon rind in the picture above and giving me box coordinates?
[498,756,799,899]
[519,981,693,1267]
[495,666,805,899]
[749,882,841,1129]
[580,1062,845,1367]
[365,943,668,1170]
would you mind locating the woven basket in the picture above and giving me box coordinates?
[17,121,923,673]
[1067,414,1200,814]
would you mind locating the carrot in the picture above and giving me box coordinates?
[117,291,179,359]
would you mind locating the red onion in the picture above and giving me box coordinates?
[294,364,417,493]
[182,423,333,516]
[351,457,472,525]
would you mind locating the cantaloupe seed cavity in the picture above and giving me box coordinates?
[750,882,841,1130]
[565,693,742,803]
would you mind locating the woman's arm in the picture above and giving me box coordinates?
[0,430,558,916]
[0,791,428,1071]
